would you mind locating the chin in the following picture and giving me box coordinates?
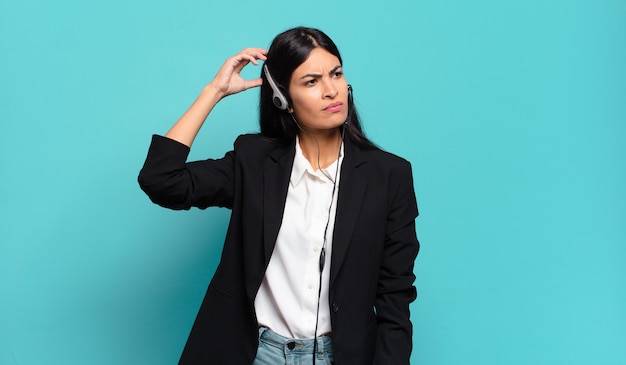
[331,110,349,124]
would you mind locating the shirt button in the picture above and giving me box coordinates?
[313,246,319,253]
[332,303,340,313]
[307,282,314,290]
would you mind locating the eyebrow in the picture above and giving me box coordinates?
[299,65,342,79]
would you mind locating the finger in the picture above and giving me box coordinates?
[231,56,251,72]
[239,52,265,66]
[244,77,263,89]
[245,54,262,66]
[242,48,268,56]
[233,53,264,73]
[238,48,268,65]
[249,48,268,62]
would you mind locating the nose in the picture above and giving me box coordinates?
[322,79,338,99]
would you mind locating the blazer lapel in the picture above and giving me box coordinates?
[330,138,368,288]
[262,142,296,265]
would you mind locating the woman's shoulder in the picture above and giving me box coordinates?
[234,133,269,147]
[232,133,293,158]
[359,145,413,174]
[234,133,288,148]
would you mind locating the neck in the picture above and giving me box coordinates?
[298,128,342,170]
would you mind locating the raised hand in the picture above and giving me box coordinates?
[164,48,267,147]
[209,48,268,98]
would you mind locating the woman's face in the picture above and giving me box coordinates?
[288,47,349,133]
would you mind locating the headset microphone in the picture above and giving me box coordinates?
[345,84,353,125]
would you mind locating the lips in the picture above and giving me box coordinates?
[324,102,343,112]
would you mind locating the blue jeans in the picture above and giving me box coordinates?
[253,327,334,365]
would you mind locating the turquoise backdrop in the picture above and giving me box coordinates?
[1,0,625,364]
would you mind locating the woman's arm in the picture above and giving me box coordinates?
[374,161,419,365]
[138,48,267,209]
[165,48,267,147]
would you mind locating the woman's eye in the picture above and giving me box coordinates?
[334,71,343,78]
[305,79,317,86]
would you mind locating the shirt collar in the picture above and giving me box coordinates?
[290,135,344,188]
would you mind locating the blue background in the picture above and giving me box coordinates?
[1,0,625,364]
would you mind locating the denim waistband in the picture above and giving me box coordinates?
[258,327,333,354]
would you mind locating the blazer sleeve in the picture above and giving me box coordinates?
[137,134,235,210]
[374,159,419,365]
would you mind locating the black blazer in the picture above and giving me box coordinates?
[138,134,419,365]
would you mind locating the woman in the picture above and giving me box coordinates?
[138,27,419,365]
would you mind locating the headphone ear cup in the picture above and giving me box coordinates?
[273,89,290,111]
[264,65,290,111]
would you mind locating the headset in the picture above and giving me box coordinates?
[263,64,291,111]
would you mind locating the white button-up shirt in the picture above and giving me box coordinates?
[254,136,343,339]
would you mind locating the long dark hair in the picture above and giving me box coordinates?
[259,27,377,150]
